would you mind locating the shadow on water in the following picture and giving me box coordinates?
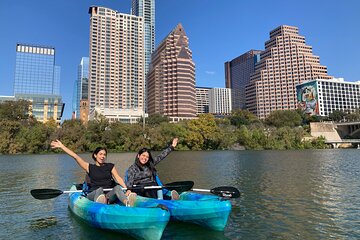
[163,221,230,240]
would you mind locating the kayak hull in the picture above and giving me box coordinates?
[134,191,232,231]
[68,185,170,240]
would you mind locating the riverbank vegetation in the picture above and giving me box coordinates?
[0,100,347,154]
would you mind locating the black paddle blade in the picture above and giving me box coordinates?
[164,181,194,193]
[30,189,64,200]
[211,186,240,198]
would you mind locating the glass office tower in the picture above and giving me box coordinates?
[225,50,262,110]
[14,44,60,95]
[73,57,89,118]
[132,0,155,113]
[14,43,64,123]
[132,0,155,75]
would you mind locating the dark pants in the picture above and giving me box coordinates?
[132,181,171,199]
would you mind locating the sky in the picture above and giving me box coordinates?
[1,0,359,120]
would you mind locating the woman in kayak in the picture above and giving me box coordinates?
[125,138,179,200]
[50,140,136,206]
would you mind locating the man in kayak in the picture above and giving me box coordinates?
[50,140,136,206]
[125,138,180,200]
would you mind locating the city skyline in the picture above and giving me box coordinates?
[0,0,359,120]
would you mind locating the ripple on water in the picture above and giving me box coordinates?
[29,216,58,230]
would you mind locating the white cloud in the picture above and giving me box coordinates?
[205,71,216,75]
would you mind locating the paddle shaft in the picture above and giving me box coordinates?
[62,185,164,194]
[192,186,240,198]
[192,188,210,192]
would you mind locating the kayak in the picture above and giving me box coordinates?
[67,185,170,240]
[132,191,232,231]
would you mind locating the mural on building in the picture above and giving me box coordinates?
[296,81,319,115]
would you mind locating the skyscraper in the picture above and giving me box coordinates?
[132,0,155,75]
[88,6,144,122]
[225,50,262,110]
[132,0,155,113]
[14,43,64,123]
[14,43,60,95]
[209,88,232,115]
[196,87,210,114]
[147,24,196,121]
[73,57,89,119]
[245,25,332,119]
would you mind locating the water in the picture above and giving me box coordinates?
[0,150,359,239]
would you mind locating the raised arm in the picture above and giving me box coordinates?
[153,138,178,165]
[50,140,89,173]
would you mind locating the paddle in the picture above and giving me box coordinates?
[30,181,194,200]
[192,186,240,198]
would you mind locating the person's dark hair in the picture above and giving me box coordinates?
[92,147,107,161]
[135,148,156,172]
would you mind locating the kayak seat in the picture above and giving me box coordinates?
[124,169,171,199]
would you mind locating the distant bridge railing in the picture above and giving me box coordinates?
[325,139,360,149]
[325,139,360,144]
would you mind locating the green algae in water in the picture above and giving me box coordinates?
[30,216,57,230]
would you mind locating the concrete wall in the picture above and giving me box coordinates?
[310,122,342,141]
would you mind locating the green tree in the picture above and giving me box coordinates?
[144,113,170,126]
[328,110,346,122]
[229,109,258,126]
[0,100,32,121]
[102,121,131,152]
[54,119,88,152]
[265,110,302,128]
[184,114,223,150]
[344,109,360,122]
[0,120,22,154]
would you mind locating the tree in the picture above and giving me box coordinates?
[328,110,346,122]
[0,100,31,121]
[143,113,169,126]
[265,110,302,128]
[344,109,360,122]
[229,109,258,126]
[54,119,88,152]
[184,114,223,150]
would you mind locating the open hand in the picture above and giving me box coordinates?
[172,138,178,148]
[50,139,63,149]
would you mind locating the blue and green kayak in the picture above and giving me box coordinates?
[68,185,170,240]
[133,191,232,231]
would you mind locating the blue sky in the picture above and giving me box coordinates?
[1,0,359,120]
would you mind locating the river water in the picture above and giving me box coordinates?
[0,150,359,239]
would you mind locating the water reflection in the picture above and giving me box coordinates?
[0,150,359,239]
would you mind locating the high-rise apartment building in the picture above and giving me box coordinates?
[196,87,210,114]
[209,88,232,115]
[14,43,64,123]
[225,50,261,110]
[88,6,145,122]
[147,23,196,121]
[246,25,332,119]
[73,57,89,119]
